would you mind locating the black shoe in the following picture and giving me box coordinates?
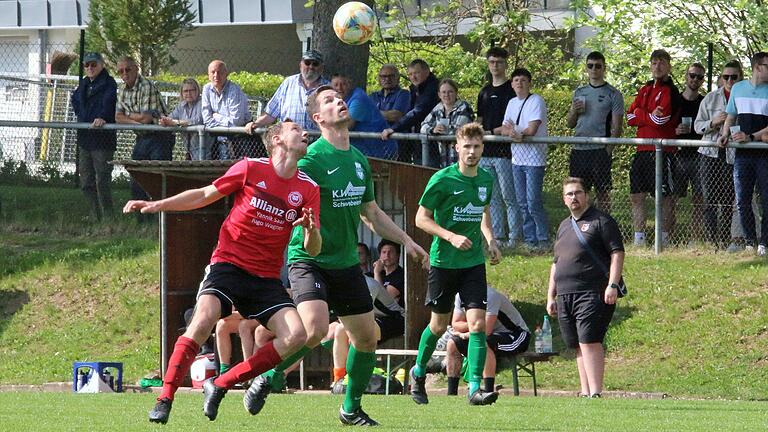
[590,393,602,398]
[243,375,271,415]
[148,398,172,424]
[468,389,499,406]
[339,407,380,426]
[202,378,227,421]
[409,366,428,405]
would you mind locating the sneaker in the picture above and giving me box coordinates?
[202,377,227,421]
[745,245,755,253]
[590,393,602,398]
[243,375,271,415]
[408,366,428,405]
[148,398,172,424]
[468,389,499,405]
[726,242,743,254]
[758,245,766,256]
[339,406,379,426]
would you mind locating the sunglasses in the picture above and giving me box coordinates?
[688,73,705,80]
[586,63,603,70]
[84,62,99,68]
[303,60,320,67]
[722,74,739,81]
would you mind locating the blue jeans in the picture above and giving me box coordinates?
[733,154,768,246]
[480,157,521,242]
[512,164,549,244]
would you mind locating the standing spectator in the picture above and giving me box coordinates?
[502,68,550,251]
[248,50,329,132]
[115,56,174,221]
[369,64,411,127]
[71,52,117,222]
[476,47,520,248]
[718,51,768,256]
[331,73,397,159]
[202,60,253,159]
[696,61,743,249]
[420,78,474,167]
[626,49,681,247]
[160,78,212,160]
[547,177,625,398]
[381,59,440,164]
[372,239,405,308]
[566,51,625,213]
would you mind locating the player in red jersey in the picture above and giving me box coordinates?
[123,121,321,424]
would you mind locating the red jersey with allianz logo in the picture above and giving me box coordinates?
[211,157,320,279]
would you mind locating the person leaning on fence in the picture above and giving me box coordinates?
[202,60,253,160]
[419,78,475,168]
[547,176,625,398]
[565,51,625,214]
[717,51,768,257]
[71,52,117,222]
[369,63,411,127]
[160,78,214,160]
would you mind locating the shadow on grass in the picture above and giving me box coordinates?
[734,258,768,270]
[0,289,29,336]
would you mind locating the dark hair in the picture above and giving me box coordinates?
[586,51,605,63]
[377,239,400,255]
[510,67,532,80]
[408,59,430,70]
[357,242,371,259]
[650,49,671,62]
[485,47,508,59]
[562,176,587,190]
[305,85,335,120]
[689,62,705,71]
[723,60,744,79]
[751,52,768,68]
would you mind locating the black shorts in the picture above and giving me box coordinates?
[288,261,373,317]
[451,329,531,356]
[556,290,616,348]
[569,148,612,193]
[197,263,294,328]
[426,264,487,314]
[675,152,702,197]
[375,315,405,343]
[630,151,677,196]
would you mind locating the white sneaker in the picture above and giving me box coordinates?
[745,245,755,253]
[758,245,766,256]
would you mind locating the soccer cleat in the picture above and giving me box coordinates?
[148,398,172,424]
[339,406,380,426]
[468,389,499,406]
[243,375,271,415]
[202,378,227,421]
[409,366,428,405]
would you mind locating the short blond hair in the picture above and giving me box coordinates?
[455,122,484,142]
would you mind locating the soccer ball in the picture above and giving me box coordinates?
[333,2,377,45]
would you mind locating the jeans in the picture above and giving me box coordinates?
[512,164,549,244]
[480,157,521,242]
[733,154,768,246]
[78,147,114,220]
[130,132,174,201]
[699,155,734,245]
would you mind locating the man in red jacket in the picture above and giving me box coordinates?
[626,49,681,247]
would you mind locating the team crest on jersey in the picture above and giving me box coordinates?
[355,162,364,180]
[288,191,303,206]
[581,223,591,232]
[286,209,298,222]
[478,186,487,202]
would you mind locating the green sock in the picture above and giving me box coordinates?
[320,339,334,351]
[467,332,487,395]
[342,345,376,413]
[414,327,440,377]
[275,345,311,371]
[261,345,311,392]
[219,363,229,374]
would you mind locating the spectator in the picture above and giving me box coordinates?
[202,60,253,159]
[381,59,440,164]
[357,242,372,275]
[71,52,117,222]
[420,78,474,167]
[372,239,405,308]
[501,68,550,251]
[215,310,246,374]
[718,51,768,256]
[331,73,397,159]
[115,56,175,222]
[626,49,681,247]
[445,286,530,395]
[160,78,213,160]
[566,51,625,213]
[547,177,625,398]
[369,64,411,127]
[476,47,520,248]
[248,50,329,132]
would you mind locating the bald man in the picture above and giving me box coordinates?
[202,59,253,159]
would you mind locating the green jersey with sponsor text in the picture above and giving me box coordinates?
[288,137,375,268]
[419,163,494,269]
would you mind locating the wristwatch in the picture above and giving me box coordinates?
[609,283,621,290]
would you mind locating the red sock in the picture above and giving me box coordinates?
[214,341,282,389]
[158,336,199,401]
[334,367,346,382]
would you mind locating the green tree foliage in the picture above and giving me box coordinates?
[85,0,196,75]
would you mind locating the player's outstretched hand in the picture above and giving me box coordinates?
[449,234,472,251]
[488,242,502,265]
[123,200,161,214]
[292,207,316,230]
[404,238,430,270]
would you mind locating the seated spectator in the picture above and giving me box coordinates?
[419,78,474,167]
[331,73,397,159]
[445,286,530,395]
[160,78,214,160]
[357,242,372,276]
[369,64,411,127]
[372,239,405,308]
[215,310,246,374]
[202,60,253,159]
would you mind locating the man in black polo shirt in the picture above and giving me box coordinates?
[372,239,405,308]
[546,177,624,398]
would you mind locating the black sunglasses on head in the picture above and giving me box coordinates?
[688,72,705,80]
[586,63,603,70]
[722,74,739,81]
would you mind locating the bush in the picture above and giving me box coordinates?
[152,71,284,99]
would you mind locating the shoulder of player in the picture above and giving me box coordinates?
[296,168,319,188]
[477,166,495,183]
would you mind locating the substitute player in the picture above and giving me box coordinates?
[124,121,321,424]
[410,122,502,405]
[244,85,429,426]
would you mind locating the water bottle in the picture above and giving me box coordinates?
[542,315,553,353]
[534,325,543,353]
[103,370,114,391]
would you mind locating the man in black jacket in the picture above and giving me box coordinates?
[71,52,117,221]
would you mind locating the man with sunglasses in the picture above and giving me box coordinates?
[369,64,411,127]
[566,51,625,213]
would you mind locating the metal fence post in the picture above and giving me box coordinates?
[654,141,663,255]
[197,126,206,160]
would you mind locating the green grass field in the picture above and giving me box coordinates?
[0,392,765,431]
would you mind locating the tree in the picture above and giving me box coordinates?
[85,0,196,75]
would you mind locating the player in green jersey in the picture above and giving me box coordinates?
[411,122,502,405]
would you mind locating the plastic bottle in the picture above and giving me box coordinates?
[534,325,543,353]
[395,368,406,385]
[541,315,553,353]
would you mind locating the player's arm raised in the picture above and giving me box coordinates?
[123,184,224,214]
[360,200,429,268]
[415,205,472,251]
